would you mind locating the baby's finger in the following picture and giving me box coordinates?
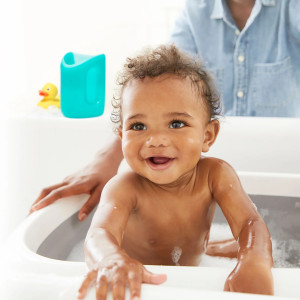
[142,268,167,285]
[128,271,142,300]
[77,270,97,299]
[112,273,126,300]
[96,273,109,300]
[78,185,103,221]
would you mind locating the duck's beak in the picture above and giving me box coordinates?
[39,90,49,96]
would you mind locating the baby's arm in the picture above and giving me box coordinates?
[209,159,273,295]
[77,173,166,300]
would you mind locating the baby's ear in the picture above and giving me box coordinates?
[117,127,123,139]
[202,119,220,153]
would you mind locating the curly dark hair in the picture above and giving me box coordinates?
[110,44,222,128]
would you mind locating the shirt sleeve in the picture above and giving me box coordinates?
[289,0,300,41]
[169,1,198,55]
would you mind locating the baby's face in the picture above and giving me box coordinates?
[119,75,213,185]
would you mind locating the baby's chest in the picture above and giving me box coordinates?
[127,197,213,243]
[123,201,212,265]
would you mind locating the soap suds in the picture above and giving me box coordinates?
[171,246,182,266]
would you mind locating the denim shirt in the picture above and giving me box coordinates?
[170,0,300,117]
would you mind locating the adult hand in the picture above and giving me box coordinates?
[30,137,123,221]
[77,255,167,300]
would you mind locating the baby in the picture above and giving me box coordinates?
[78,45,273,299]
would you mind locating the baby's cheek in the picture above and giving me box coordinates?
[122,140,140,168]
[185,138,202,151]
[122,142,133,160]
[184,139,203,160]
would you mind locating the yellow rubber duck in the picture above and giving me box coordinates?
[37,83,61,109]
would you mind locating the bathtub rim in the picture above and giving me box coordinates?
[2,195,300,300]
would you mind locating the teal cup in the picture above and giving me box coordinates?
[60,52,105,118]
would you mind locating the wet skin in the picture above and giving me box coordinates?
[120,163,217,266]
[78,76,273,300]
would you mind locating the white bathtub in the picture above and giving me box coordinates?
[1,113,300,299]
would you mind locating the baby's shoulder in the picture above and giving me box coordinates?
[101,171,142,207]
[198,156,236,177]
[106,170,142,190]
[199,156,231,167]
[199,157,240,190]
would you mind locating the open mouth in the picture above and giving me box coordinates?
[146,156,174,170]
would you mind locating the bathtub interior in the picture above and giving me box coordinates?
[2,115,300,243]
[36,194,300,269]
[2,194,299,300]
[2,115,300,300]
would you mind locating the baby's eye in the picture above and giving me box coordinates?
[131,123,146,130]
[170,120,185,129]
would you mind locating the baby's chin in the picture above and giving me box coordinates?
[147,177,178,186]
[138,171,185,187]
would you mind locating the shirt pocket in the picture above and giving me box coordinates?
[252,57,297,110]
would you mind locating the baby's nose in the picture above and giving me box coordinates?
[146,133,169,148]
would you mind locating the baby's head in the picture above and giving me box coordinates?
[111,45,222,184]
[111,44,222,128]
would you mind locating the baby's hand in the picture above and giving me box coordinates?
[77,255,167,300]
[224,259,273,295]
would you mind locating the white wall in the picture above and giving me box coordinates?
[0,0,185,243]
[0,0,185,115]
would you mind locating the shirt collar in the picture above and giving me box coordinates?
[210,0,224,19]
[210,0,276,20]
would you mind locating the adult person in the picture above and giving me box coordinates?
[30,0,300,219]
[170,0,300,117]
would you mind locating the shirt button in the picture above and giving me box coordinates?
[238,55,245,62]
[235,29,240,36]
[237,91,244,98]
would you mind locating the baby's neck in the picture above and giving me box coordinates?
[146,166,198,194]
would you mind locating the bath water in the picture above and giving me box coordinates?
[66,223,299,268]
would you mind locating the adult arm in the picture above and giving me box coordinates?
[30,135,123,221]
